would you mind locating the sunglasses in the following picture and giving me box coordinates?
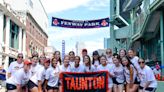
[52,63,58,64]
[18,56,23,58]
[138,62,145,64]
[106,52,112,54]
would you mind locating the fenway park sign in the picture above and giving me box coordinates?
[51,17,109,28]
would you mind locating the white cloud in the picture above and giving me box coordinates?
[41,0,91,13]
[84,0,109,11]
[47,27,109,53]
[47,28,107,40]
[85,38,104,53]
[41,0,109,13]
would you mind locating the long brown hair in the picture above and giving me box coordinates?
[53,51,62,65]
[83,55,91,70]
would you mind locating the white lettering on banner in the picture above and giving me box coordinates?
[84,22,99,26]
[61,21,100,27]
[61,21,83,27]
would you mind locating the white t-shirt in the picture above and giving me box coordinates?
[123,65,137,83]
[45,66,60,87]
[71,64,85,72]
[30,63,40,76]
[106,56,113,64]
[93,60,99,66]
[69,61,75,68]
[30,64,45,85]
[130,56,141,72]
[43,67,50,82]
[80,58,84,65]
[84,65,95,72]
[93,60,100,71]
[7,61,23,77]
[139,65,157,88]
[113,64,125,83]
[6,68,31,86]
[59,65,71,72]
[97,64,114,88]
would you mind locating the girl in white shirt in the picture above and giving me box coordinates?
[83,55,95,72]
[92,51,100,71]
[53,51,62,66]
[106,48,113,64]
[59,55,71,72]
[6,60,32,92]
[69,51,75,68]
[112,54,125,92]
[128,49,141,74]
[71,56,85,72]
[59,55,71,92]
[39,54,46,65]
[138,58,157,92]
[7,53,24,78]
[119,49,127,59]
[97,55,114,92]
[42,58,50,92]
[44,58,60,92]
[122,56,139,92]
[27,54,45,92]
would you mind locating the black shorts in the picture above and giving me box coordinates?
[112,77,124,85]
[27,80,38,90]
[139,86,156,92]
[6,83,17,90]
[58,80,62,86]
[134,77,140,84]
[47,85,58,90]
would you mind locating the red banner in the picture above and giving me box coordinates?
[60,71,109,92]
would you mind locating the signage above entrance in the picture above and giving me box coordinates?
[51,17,109,28]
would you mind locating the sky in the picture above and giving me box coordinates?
[41,0,110,54]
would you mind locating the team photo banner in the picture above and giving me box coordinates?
[51,17,109,28]
[60,71,108,92]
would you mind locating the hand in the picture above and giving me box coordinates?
[45,89,48,92]
[43,86,47,92]
[108,73,113,77]
[142,90,145,92]
[142,88,145,92]
[129,83,133,88]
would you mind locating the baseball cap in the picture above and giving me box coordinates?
[44,58,50,63]
[24,60,32,65]
[92,51,99,56]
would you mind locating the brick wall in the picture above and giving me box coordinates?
[26,16,48,57]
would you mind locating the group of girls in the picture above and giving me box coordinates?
[5,48,157,92]
[104,49,157,92]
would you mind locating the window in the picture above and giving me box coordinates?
[10,21,19,49]
[3,15,6,42]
